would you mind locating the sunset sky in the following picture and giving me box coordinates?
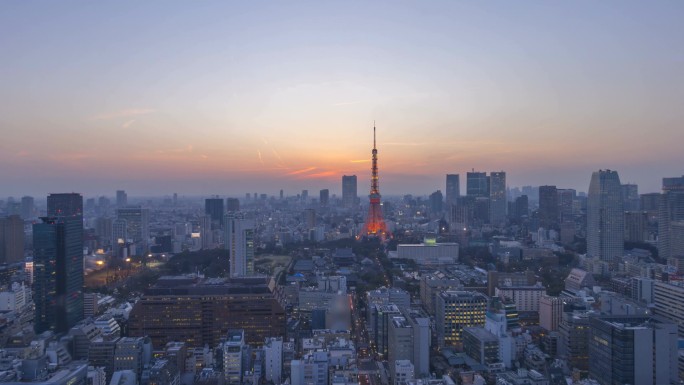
[1,1,683,197]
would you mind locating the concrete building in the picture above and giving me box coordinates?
[463,327,500,365]
[624,211,649,242]
[264,337,283,384]
[653,280,684,337]
[393,360,415,385]
[495,283,544,312]
[395,237,459,265]
[538,185,559,230]
[224,213,255,277]
[223,330,246,385]
[420,273,461,315]
[539,295,565,332]
[436,291,488,348]
[588,315,678,385]
[291,351,328,385]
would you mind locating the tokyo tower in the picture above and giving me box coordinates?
[359,123,389,240]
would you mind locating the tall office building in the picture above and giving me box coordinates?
[658,176,684,260]
[225,214,255,277]
[445,174,460,208]
[489,171,506,226]
[20,196,34,219]
[429,191,443,214]
[47,193,83,217]
[116,207,150,246]
[223,330,247,385]
[588,315,678,385]
[587,170,624,262]
[538,186,559,229]
[226,198,240,213]
[466,171,489,198]
[199,216,213,249]
[116,190,128,208]
[342,175,358,209]
[621,184,640,211]
[205,197,225,226]
[319,189,329,206]
[0,215,24,264]
[436,291,488,348]
[557,188,576,223]
[33,216,84,333]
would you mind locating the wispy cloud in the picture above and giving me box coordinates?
[90,108,156,121]
[155,145,193,154]
[287,167,316,175]
[121,119,136,128]
[300,171,337,179]
[349,159,370,163]
[257,150,264,165]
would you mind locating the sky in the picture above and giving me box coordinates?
[1,1,683,198]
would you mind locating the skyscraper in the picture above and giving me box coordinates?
[429,191,443,215]
[116,190,128,208]
[360,124,388,239]
[205,197,225,226]
[0,215,24,264]
[225,214,255,277]
[319,189,329,206]
[587,170,624,262]
[199,215,213,249]
[226,198,240,213]
[47,193,83,217]
[20,196,34,219]
[621,184,639,211]
[342,175,357,209]
[658,176,684,260]
[116,207,150,246]
[538,186,559,230]
[445,174,460,208]
[489,171,506,226]
[588,315,678,385]
[33,216,84,333]
[466,171,488,198]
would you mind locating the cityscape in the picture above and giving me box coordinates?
[1,2,684,385]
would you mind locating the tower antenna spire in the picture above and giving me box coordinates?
[373,121,376,149]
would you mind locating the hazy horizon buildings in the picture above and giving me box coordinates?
[587,170,624,262]
[445,174,460,208]
[538,186,559,230]
[489,171,506,226]
[342,175,357,209]
[116,207,150,248]
[47,193,83,217]
[466,171,489,198]
[116,190,127,208]
[205,197,225,227]
[0,214,24,264]
[658,175,684,260]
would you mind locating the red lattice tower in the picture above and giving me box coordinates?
[360,123,389,240]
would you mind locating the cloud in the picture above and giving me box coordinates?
[90,108,156,121]
[121,119,136,128]
[286,167,316,175]
[349,159,370,163]
[299,171,337,179]
[257,150,264,165]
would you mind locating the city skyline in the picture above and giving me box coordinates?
[2,2,683,196]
